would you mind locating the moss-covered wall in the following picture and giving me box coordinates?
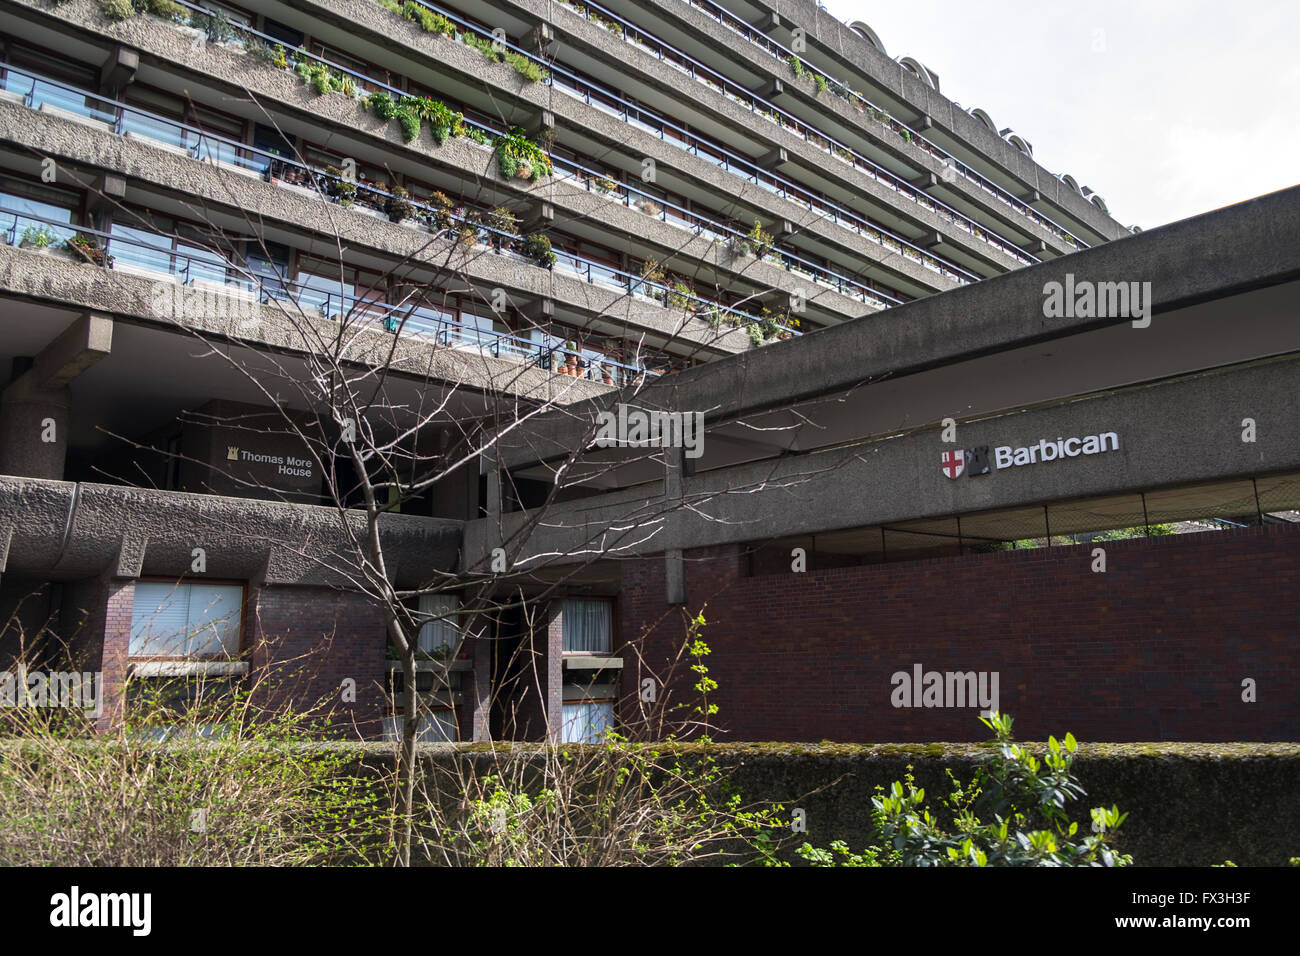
[343,740,1300,866]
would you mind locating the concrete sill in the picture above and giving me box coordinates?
[386,659,474,673]
[126,131,187,155]
[0,89,24,105]
[129,660,249,677]
[39,102,112,131]
[205,158,263,180]
[562,656,623,671]
[114,262,174,281]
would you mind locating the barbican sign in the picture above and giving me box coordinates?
[942,431,1119,479]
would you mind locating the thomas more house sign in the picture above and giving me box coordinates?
[942,431,1120,479]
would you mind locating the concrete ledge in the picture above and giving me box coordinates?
[129,660,250,677]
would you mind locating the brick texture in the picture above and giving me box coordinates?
[619,526,1300,742]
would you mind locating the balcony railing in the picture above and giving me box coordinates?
[139,0,986,283]
[0,205,657,387]
[0,61,798,343]
[675,0,1093,251]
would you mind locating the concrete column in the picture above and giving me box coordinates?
[470,625,491,741]
[543,600,564,742]
[0,314,112,480]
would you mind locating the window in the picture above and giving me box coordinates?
[561,700,614,743]
[383,710,457,743]
[129,582,244,658]
[562,598,611,654]
[416,593,459,657]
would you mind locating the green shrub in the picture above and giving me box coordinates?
[412,97,465,145]
[521,233,556,268]
[798,713,1133,867]
[504,50,548,83]
[396,105,421,142]
[493,126,552,181]
[400,1,455,37]
[814,74,828,96]
[367,91,398,120]
[466,32,504,63]
[787,55,803,78]
[142,0,187,22]
[99,0,136,22]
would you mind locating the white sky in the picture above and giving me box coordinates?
[818,0,1300,230]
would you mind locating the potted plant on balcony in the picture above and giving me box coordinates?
[522,233,556,269]
[483,206,518,249]
[634,197,661,216]
[384,185,416,224]
[593,175,618,195]
[65,233,112,267]
[18,224,59,252]
[600,363,615,385]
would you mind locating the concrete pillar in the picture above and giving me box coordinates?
[543,600,564,741]
[0,313,112,480]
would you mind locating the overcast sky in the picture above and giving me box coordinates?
[819,0,1300,231]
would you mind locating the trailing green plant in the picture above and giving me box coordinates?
[729,218,775,260]
[493,126,552,181]
[366,91,421,142]
[141,0,188,23]
[411,97,465,145]
[98,0,136,22]
[401,0,455,37]
[521,233,556,268]
[814,74,828,96]
[797,712,1134,867]
[465,126,490,145]
[249,41,290,70]
[746,323,765,348]
[504,50,548,83]
[65,233,112,266]
[297,60,343,96]
[466,32,504,63]
[787,55,803,78]
[367,91,399,120]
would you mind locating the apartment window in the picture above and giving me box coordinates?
[562,598,612,654]
[416,593,459,657]
[129,582,244,659]
[561,700,614,743]
[0,181,77,244]
[382,709,457,743]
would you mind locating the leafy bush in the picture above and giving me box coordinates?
[190,10,238,43]
[466,32,503,63]
[99,0,136,22]
[798,713,1133,867]
[787,55,803,78]
[20,225,58,248]
[493,126,552,181]
[504,50,548,83]
[521,233,556,268]
[814,74,828,96]
[384,185,415,223]
[412,97,465,145]
[141,0,187,23]
[401,0,455,37]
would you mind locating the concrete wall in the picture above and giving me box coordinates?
[618,524,1300,743]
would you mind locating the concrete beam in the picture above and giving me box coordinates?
[465,353,1300,567]
[31,313,113,389]
[100,46,138,91]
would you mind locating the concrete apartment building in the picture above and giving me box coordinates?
[0,0,1295,743]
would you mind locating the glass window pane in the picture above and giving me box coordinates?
[562,701,613,743]
[562,599,611,653]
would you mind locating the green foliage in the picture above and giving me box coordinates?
[493,126,552,181]
[814,74,828,96]
[411,97,465,145]
[505,50,549,83]
[296,60,344,96]
[729,218,775,260]
[141,0,187,23]
[366,92,421,142]
[189,10,238,43]
[249,41,290,70]
[401,0,455,37]
[465,126,491,145]
[20,224,58,248]
[466,32,504,63]
[798,713,1134,867]
[384,185,415,222]
[99,0,136,22]
[396,106,421,142]
[668,280,694,311]
[787,55,803,78]
[521,233,556,268]
[0,675,389,865]
[367,91,398,120]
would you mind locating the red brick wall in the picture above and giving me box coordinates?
[250,585,388,739]
[618,526,1300,743]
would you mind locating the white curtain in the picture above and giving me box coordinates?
[383,710,457,743]
[130,582,243,657]
[562,599,612,653]
[561,701,614,743]
[417,593,459,655]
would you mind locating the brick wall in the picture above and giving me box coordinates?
[250,585,388,739]
[618,525,1300,742]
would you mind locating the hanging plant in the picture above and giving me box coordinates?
[522,233,556,268]
[493,126,552,182]
[412,97,465,145]
[384,185,415,222]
